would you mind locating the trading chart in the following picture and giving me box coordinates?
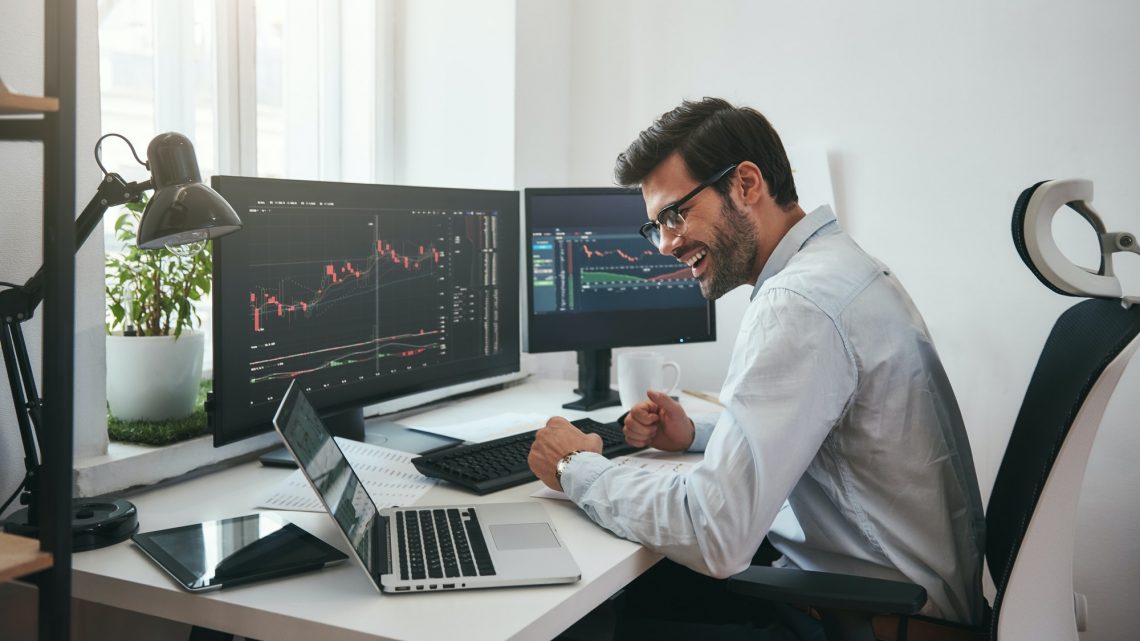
[531,230,701,313]
[242,205,500,407]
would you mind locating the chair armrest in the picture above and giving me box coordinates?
[727,566,927,615]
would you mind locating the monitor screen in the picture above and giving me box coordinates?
[524,188,714,409]
[210,176,520,446]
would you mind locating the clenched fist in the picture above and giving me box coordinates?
[528,417,603,491]
[623,389,695,452]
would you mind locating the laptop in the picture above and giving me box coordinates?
[271,379,581,593]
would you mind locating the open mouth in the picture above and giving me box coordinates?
[681,247,709,277]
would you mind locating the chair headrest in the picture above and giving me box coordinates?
[1012,179,1138,304]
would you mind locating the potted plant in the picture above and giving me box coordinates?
[105,195,212,421]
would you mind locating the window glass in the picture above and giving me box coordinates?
[254,0,288,178]
[97,0,156,180]
[98,0,387,386]
[98,0,219,371]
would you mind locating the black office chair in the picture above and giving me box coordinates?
[726,178,1140,641]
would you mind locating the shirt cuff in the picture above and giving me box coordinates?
[560,451,610,500]
[688,412,718,452]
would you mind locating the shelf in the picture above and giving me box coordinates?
[0,79,59,115]
[0,532,53,582]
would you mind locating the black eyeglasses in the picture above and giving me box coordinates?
[638,163,738,247]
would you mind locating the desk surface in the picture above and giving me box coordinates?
[71,379,717,641]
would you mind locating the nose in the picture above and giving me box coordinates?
[657,227,682,256]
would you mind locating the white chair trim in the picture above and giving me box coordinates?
[998,332,1140,641]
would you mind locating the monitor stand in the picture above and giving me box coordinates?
[259,406,461,467]
[562,348,622,411]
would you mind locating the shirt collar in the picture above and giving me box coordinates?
[750,205,838,300]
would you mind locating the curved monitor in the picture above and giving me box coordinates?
[524,188,715,410]
[210,176,520,446]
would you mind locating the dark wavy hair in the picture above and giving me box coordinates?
[614,97,798,209]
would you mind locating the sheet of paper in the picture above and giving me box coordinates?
[530,455,695,501]
[405,412,548,443]
[258,438,437,513]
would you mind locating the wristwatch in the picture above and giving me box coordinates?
[555,450,584,487]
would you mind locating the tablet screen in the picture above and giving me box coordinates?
[132,513,347,591]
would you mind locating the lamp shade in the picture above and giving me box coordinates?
[137,132,242,249]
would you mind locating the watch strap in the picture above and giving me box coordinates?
[555,449,584,485]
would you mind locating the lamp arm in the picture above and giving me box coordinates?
[4,131,235,549]
[0,321,43,520]
[0,172,150,520]
[18,173,152,312]
[1,323,41,470]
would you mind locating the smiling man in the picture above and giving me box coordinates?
[528,98,985,640]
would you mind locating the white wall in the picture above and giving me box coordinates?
[394,0,516,190]
[0,0,106,522]
[516,1,1139,639]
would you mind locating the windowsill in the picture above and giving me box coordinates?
[74,431,280,498]
[74,371,531,498]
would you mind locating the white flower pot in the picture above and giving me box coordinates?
[106,331,205,421]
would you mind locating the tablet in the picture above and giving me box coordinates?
[132,513,347,592]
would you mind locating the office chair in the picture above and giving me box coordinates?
[726,178,1140,641]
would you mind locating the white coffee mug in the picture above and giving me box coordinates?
[617,351,682,410]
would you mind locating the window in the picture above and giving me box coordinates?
[97,0,394,374]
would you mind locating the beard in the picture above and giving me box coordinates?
[699,200,759,300]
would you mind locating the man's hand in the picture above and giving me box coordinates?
[623,389,695,452]
[528,417,603,491]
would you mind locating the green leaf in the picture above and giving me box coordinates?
[104,193,214,337]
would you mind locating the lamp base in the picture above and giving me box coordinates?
[3,497,139,552]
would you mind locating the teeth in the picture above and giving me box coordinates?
[684,249,707,267]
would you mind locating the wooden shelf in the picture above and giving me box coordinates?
[0,79,59,115]
[0,532,53,582]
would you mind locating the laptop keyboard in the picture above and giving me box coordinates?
[396,507,494,581]
[412,417,643,494]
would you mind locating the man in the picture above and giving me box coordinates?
[528,98,985,639]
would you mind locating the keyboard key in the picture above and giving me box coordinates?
[433,509,461,578]
[418,510,444,579]
[405,511,427,580]
[464,509,496,576]
[397,514,409,580]
[447,509,478,577]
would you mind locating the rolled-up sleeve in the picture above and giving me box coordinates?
[561,288,857,578]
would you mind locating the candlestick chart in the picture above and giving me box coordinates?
[242,208,500,406]
[531,231,703,314]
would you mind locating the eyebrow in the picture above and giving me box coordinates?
[655,182,702,219]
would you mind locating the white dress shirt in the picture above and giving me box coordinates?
[561,206,986,624]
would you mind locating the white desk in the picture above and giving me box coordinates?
[71,379,717,641]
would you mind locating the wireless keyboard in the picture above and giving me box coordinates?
[411,417,642,494]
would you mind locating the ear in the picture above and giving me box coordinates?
[732,161,767,208]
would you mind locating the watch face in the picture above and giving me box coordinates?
[556,450,579,482]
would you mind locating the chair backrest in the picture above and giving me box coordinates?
[986,179,1140,641]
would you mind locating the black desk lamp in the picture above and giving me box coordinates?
[0,132,242,551]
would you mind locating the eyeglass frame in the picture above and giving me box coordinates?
[638,163,739,247]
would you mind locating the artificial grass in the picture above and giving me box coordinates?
[107,379,211,446]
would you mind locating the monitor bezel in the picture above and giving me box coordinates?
[522,187,716,355]
[210,175,521,447]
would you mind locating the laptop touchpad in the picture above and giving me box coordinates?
[489,523,559,550]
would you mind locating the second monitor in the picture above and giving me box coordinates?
[524,188,716,410]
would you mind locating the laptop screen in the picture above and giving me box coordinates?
[274,382,386,579]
